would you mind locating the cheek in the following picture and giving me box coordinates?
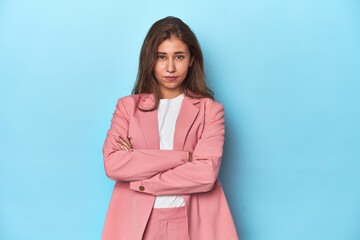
[179,65,190,77]
[154,64,162,77]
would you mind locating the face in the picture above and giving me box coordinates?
[154,35,194,99]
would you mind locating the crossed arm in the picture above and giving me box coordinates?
[102,98,190,182]
[102,97,225,195]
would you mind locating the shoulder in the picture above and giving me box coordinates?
[115,94,142,108]
[195,97,225,124]
[199,97,225,113]
[118,93,141,102]
[115,93,156,113]
[184,89,224,111]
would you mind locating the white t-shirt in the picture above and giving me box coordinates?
[153,93,186,208]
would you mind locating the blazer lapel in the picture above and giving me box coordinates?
[139,91,200,151]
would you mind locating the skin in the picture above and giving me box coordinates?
[154,35,194,99]
[116,136,133,151]
[116,35,193,162]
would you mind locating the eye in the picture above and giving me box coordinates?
[176,55,185,59]
[157,55,166,59]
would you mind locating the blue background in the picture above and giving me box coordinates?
[1,0,359,239]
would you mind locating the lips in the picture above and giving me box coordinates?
[164,76,178,81]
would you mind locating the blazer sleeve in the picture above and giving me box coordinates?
[102,97,189,182]
[129,100,225,195]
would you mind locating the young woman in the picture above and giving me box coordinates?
[101,16,239,240]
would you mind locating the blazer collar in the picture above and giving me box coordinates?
[139,90,200,150]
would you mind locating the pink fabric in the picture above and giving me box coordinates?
[143,206,188,240]
[101,89,239,240]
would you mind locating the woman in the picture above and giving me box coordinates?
[102,16,239,240]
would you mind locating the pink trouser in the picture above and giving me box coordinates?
[143,206,188,240]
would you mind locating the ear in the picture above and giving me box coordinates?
[189,56,194,67]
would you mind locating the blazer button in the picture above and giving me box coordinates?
[139,186,145,191]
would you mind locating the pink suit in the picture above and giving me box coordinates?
[101,90,239,239]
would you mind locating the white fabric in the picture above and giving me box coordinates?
[153,93,186,208]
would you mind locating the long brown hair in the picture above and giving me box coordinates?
[131,16,214,111]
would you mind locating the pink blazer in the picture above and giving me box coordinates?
[101,90,239,240]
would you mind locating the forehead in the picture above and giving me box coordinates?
[157,36,189,52]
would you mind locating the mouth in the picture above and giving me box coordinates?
[164,76,178,81]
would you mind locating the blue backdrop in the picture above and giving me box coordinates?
[1,0,359,239]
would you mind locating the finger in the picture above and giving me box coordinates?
[120,144,129,151]
[116,140,122,147]
[116,140,128,150]
[116,141,125,149]
[119,136,133,150]
[126,138,133,149]
[120,138,132,149]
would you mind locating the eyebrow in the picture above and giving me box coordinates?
[157,51,186,54]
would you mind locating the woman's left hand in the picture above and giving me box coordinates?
[116,136,133,151]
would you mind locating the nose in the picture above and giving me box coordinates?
[166,58,175,73]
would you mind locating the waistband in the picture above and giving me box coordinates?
[149,206,186,221]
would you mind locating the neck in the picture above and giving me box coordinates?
[159,90,184,99]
